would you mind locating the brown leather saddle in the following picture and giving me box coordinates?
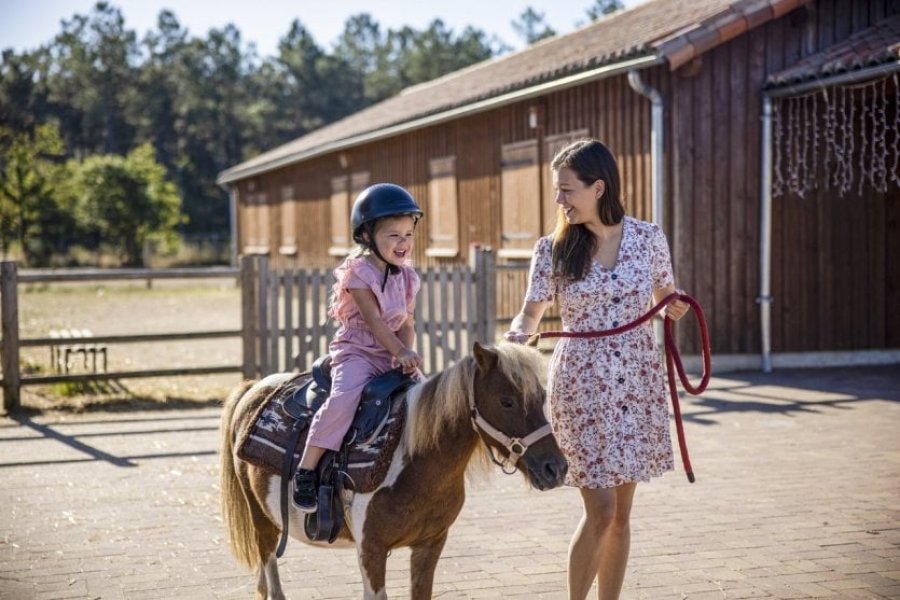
[275,356,415,556]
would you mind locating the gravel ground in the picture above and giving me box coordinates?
[15,278,244,414]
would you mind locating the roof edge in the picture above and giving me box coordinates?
[217,54,664,185]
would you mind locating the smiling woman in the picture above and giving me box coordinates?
[505,138,690,599]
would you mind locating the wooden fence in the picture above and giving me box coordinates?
[1,250,524,412]
[0,263,244,411]
[241,249,497,377]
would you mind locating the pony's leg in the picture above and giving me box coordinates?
[409,533,448,600]
[357,544,389,600]
[257,555,286,600]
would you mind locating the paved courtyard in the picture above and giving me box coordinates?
[1,365,898,599]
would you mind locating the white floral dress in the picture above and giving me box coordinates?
[525,217,675,488]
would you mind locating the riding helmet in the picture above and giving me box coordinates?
[351,183,423,244]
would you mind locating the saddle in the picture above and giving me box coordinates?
[237,357,415,556]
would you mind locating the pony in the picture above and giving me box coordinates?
[219,342,567,600]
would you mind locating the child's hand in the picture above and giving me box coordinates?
[393,348,422,374]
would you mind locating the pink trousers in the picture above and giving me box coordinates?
[305,349,394,451]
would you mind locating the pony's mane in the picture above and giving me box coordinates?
[405,343,547,461]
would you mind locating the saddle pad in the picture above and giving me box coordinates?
[236,375,407,495]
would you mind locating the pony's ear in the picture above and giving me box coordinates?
[473,342,498,371]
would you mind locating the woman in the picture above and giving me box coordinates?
[504,139,689,599]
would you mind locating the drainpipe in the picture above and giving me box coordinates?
[627,70,664,227]
[759,95,774,373]
[228,186,238,267]
[628,70,665,346]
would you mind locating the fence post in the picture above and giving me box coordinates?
[240,255,258,380]
[1,262,20,412]
[473,248,497,345]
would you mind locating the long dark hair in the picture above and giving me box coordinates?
[550,139,624,281]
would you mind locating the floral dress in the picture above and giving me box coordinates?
[525,217,675,488]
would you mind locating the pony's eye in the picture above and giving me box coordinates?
[499,396,516,409]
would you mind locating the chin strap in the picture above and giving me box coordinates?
[368,244,400,291]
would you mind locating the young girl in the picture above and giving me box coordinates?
[293,183,424,513]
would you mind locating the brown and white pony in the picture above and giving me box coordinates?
[220,342,567,600]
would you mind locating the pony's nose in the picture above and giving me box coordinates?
[544,458,568,485]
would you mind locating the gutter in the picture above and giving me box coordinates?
[218,54,664,185]
[758,59,900,373]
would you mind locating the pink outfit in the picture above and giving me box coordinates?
[306,257,420,451]
[525,217,675,488]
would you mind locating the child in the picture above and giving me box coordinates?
[293,183,424,513]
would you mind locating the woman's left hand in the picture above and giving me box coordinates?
[666,290,690,321]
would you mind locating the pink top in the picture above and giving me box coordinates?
[329,257,420,348]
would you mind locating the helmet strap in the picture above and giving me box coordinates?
[368,242,400,292]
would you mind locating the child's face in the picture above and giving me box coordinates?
[371,215,416,266]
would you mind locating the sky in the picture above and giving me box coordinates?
[1,0,645,58]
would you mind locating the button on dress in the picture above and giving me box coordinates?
[525,217,675,488]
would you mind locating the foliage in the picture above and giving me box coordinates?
[0,2,596,264]
[586,0,626,21]
[511,8,557,45]
[0,123,74,264]
[72,143,182,266]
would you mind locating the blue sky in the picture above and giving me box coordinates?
[1,0,646,58]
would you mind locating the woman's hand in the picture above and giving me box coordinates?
[503,330,532,345]
[665,289,690,321]
[393,347,422,374]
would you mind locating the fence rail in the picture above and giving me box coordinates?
[1,251,521,412]
[1,263,243,411]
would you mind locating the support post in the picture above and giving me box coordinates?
[240,255,258,380]
[1,262,21,412]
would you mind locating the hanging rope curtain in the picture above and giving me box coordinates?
[772,73,899,198]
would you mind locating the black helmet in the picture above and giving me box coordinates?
[351,183,423,243]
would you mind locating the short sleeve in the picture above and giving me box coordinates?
[524,236,556,303]
[342,258,378,290]
[650,224,675,289]
[403,266,420,314]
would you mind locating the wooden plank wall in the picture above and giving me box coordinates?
[669,0,898,354]
[234,0,898,356]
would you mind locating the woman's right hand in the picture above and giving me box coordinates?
[503,330,532,345]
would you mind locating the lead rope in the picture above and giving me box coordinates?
[531,292,710,483]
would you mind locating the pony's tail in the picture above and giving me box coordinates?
[219,380,260,570]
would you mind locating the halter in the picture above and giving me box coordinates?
[468,386,553,475]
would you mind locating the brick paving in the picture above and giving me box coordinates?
[1,365,898,599]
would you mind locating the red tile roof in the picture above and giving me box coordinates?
[767,14,900,87]
[219,0,806,183]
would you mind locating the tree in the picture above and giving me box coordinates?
[0,123,70,264]
[585,0,625,21]
[511,8,557,45]
[73,143,181,266]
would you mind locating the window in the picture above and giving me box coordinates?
[329,172,370,256]
[426,156,459,257]
[329,176,351,256]
[279,185,297,255]
[500,140,541,259]
[242,186,270,255]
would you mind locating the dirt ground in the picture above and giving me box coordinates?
[15,278,244,414]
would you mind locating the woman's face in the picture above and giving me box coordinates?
[370,215,416,266]
[553,167,604,227]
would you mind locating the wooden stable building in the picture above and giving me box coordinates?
[218,0,900,370]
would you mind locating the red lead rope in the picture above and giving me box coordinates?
[530,292,711,484]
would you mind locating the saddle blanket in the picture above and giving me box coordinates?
[236,374,407,495]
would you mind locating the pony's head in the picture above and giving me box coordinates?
[406,342,567,490]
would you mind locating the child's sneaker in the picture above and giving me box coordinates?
[292,468,318,513]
